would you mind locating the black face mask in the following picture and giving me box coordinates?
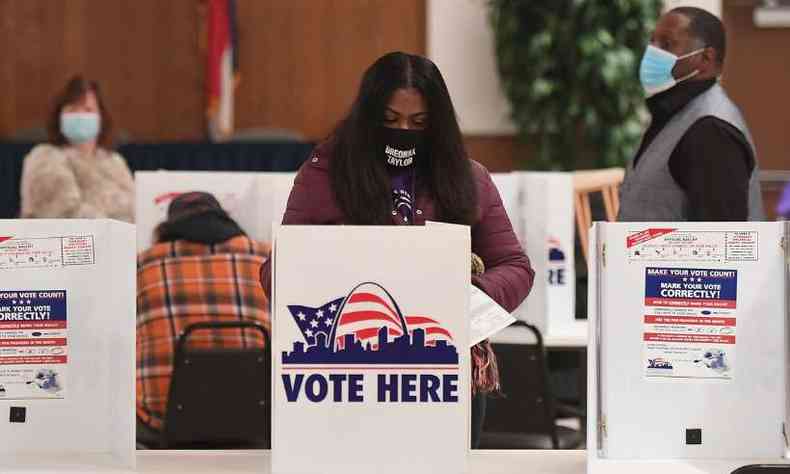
[376,127,425,168]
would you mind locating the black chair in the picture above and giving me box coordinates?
[732,466,790,473]
[479,321,583,449]
[145,321,272,449]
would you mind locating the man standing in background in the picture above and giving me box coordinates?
[618,7,764,222]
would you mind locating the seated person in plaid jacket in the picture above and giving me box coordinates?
[136,191,271,431]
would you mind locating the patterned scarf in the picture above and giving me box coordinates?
[471,253,500,394]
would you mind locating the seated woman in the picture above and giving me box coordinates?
[261,52,534,448]
[19,75,134,222]
[136,192,271,433]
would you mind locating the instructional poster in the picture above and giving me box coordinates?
[0,290,68,399]
[0,235,95,269]
[642,267,737,381]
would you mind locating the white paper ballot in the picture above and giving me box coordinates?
[469,284,516,347]
[423,221,517,346]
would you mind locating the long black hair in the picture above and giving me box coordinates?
[328,52,477,225]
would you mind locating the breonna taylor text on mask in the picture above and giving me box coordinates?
[385,145,415,167]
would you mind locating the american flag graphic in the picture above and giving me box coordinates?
[331,283,407,350]
[285,282,456,364]
[404,316,453,347]
[287,297,345,348]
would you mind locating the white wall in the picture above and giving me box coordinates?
[426,0,516,135]
[426,0,721,136]
[664,0,721,16]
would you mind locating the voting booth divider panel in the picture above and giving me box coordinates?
[0,219,136,470]
[587,221,790,473]
[271,225,470,474]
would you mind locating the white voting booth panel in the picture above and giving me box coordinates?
[523,173,576,333]
[490,173,545,332]
[257,172,297,240]
[0,219,135,470]
[491,172,576,337]
[272,225,470,474]
[588,222,790,472]
[134,171,297,250]
[135,171,259,250]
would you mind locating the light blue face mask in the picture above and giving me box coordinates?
[60,112,101,145]
[639,44,705,98]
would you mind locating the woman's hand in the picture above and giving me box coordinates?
[471,253,485,276]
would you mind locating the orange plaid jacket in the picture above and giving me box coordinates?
[136,235,271,430]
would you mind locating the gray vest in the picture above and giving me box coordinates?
[618,84,764,222]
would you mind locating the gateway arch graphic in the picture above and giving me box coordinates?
[282,282,458,365]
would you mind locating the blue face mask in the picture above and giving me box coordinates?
[60,112,101,145]
[639,45,705,98]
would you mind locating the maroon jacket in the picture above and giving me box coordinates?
[262,144,534,313]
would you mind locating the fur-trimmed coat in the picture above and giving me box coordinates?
[20,144,135,222]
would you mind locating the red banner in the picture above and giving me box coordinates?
[645,297,737,309]
[0,338,66,347]
[627,228,676,248]
[0,321,67,330]
[0,355,67,365]
[644,315,736,326]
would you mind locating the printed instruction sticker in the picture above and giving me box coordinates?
[0,290,68,399]
[0,235,95,269]
[642,267,737,381]
[627,229,758,264]
[724,231,758,261]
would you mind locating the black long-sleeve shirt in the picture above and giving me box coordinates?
[633,79,755,221]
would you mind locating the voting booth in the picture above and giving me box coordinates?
[0,219,136,471]
[134,171,296,250]
[491,172,577,336]
[257,172,299,240]
[522,173,576,334]
[138,170,578,339]
[588,221,790,473]
[271,225,470,474]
